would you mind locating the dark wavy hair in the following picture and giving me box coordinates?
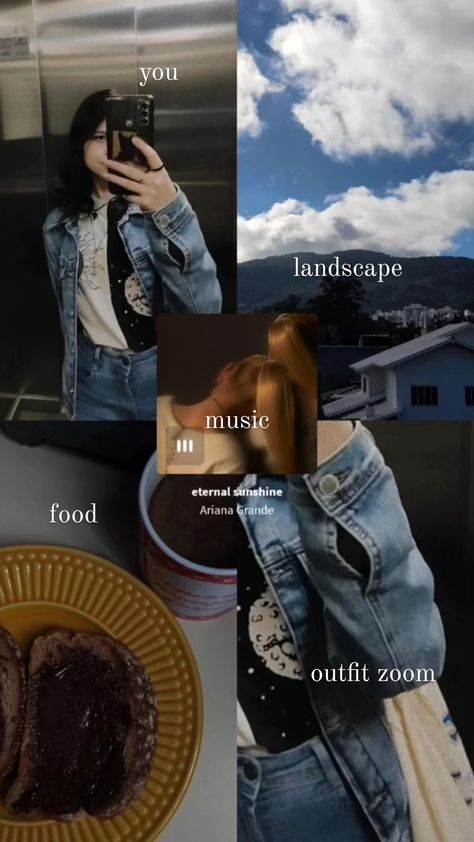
[54,88,118,217]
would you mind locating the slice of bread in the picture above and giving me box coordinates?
[0,626,26,781]
[6,630,157,820]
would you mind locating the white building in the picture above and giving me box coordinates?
[371,309,404,324]
[402,303,429,327]
[437,306,457,322]
[323,322,474,420]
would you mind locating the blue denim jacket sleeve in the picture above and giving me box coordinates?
[288,423,446,698]
[143,188,222,313]
[42,222,64,331]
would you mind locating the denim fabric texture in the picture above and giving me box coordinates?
[237,423,446,842]
[238,737,374,842]
[43,188,222,418]
[76,332,157,420]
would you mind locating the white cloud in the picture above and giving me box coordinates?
[269,0,474,158]
[237,49,282,138]
[237,169,474,261]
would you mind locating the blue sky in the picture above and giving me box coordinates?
[238,0,474,261]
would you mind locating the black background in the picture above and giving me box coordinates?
[367,422,474,762]
[156,314,276,401]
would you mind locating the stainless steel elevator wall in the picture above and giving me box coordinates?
[0,0,236,417]
[0,0,51,412]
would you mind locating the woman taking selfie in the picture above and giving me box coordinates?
[43,89,221,420]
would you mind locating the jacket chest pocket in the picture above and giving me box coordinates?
[58,254,76,281]
[131,253,157,299]
[265,561,322,650]
[58,255,68,280]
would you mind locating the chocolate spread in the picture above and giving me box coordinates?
[0,707,4,756]
[0,653,10,753]
[14,648,131,816]
[149,476,246,568]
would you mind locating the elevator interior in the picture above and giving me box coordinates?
[0,0,236,419]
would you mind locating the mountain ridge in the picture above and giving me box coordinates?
[237,250,474,312]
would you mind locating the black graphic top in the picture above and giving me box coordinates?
[106,199,156,351]
[237,537,320,753]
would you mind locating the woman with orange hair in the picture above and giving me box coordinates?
[251,314,318,474]
[157,355,268,474]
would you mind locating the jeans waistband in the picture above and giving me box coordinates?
[238,734,324,776]
[78,330,157,363]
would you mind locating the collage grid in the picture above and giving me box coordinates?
[0,1,473,841]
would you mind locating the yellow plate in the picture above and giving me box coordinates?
[0,545,203,842]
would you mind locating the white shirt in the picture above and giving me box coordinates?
[77,200,129,349]
[157,395,246,474]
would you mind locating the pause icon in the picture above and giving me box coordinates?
[177,439,194,454]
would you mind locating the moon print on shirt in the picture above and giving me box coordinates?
[249,587,303,680]
[124,274,152,316]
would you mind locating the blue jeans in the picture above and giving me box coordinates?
[238,737,375,842]
[76,333,157,421]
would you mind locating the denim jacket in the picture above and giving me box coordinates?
[43,188,222,418]
[237,423,445,842]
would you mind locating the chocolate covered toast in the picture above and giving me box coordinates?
[0,626,26,782]
[6,630,157,820]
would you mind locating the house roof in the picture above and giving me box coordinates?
[323,389,400,419]
[323,390,383,417]
[351,322,474,372]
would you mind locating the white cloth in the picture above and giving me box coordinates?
[385,682,474,841]
[237,701,257,747]
[157,395,246,474]
[77,201,128,349]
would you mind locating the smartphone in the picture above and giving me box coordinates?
[105,94,155,195]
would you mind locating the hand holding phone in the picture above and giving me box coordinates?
[105,94,176,212]
[106,95,154,193]
[106,137,177,213]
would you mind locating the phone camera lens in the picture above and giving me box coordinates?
[125,118,133,128]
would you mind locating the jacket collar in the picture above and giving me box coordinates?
[43,201,142,233]
[237,474,258,491]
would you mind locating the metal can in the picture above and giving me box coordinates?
[138,453,237,620]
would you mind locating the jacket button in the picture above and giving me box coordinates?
[319,474,340,495]
[159,214,170,225]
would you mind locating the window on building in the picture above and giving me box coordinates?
[411,386,438,406]
[466,387,474,407]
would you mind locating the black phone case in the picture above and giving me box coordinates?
[106,95,155,196]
